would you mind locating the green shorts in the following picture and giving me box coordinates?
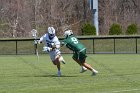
[72,49,87,63]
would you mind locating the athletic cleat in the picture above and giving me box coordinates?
[57,71,61,77]
[91,71,98,76]
[61,60,66,64]
[80,66,87,73]
[59,56,66,64]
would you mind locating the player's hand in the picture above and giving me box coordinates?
[61,42,65,47]
[43,46,52,52]
[37,40,42,44]
[51,43,56,48]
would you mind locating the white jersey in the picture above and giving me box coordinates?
[39,33,60,49]
[39,33,61,61]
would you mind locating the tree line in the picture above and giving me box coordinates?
[0,0,140,38]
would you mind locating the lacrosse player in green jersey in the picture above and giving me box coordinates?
[62,29,98,76]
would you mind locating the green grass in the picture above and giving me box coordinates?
[0,54,140,93]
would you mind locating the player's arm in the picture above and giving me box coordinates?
[51,37,61,49]
[60,39,67,47]
[43,46,53,52]
[61,41,73,51]
[43,40,60,52]
[50,42,58,50]
[54,41,60,49]
[38,34,46,44]
[66,44,73,51]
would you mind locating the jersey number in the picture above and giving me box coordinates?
[71,37,78,44]
[47,43,51,47]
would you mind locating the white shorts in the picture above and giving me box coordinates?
[48,49,61,61]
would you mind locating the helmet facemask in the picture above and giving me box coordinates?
[48,27,55,40]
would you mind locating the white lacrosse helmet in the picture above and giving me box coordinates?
[64,30,73,38]
[48,27,55,39]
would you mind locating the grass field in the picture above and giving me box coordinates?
[0,54,140,93]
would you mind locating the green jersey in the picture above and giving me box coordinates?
[63,35,86,52]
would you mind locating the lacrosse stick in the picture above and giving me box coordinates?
[31,29,39,62]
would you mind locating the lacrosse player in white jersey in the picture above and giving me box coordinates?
[38,26,65,77]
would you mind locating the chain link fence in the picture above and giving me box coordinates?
[0,36,140,55]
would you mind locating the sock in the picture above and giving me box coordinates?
[59,56,65,62]
[92,69,98,73]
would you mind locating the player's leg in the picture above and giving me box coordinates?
[53,56,61,77]
[58,55,66,64]
[82,61,98,75]
[72,53,87,73]
[54,49,66,77]
[79,50,98,75]
[50,51,61,77]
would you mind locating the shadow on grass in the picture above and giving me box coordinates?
[34,74,78,77]
[20,74,78,77]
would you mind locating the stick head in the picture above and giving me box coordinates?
[31,29,37,38]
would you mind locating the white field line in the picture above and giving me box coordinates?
[102,89,140,93]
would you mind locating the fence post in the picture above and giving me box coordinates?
[93,38,95,54]
[136,38,137,54]
[16,40,17,55]
[114,38,116,54]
